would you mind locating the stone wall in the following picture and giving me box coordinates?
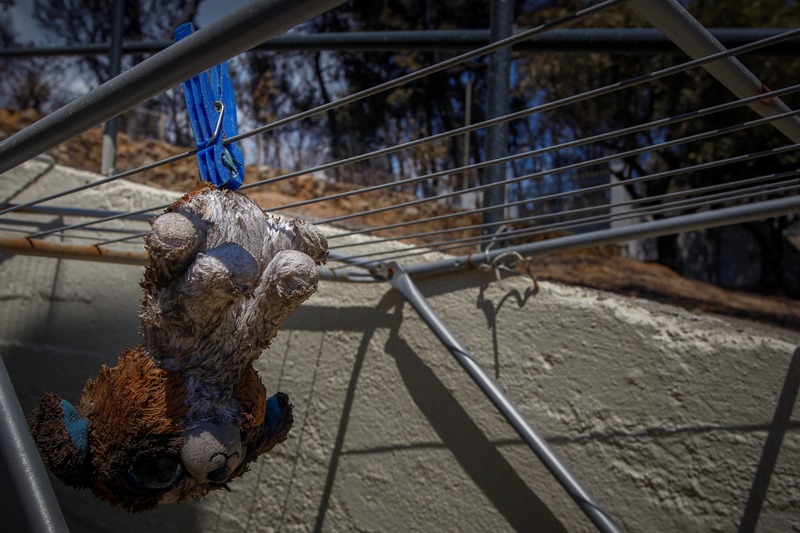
[1,164,798,532]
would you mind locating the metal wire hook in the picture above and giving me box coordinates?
[205,101,225,146]
[480,249,540,293]
[484,224,514,253]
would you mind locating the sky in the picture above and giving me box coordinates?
[196,0,251,27]
[6,1,39,43]
[7,0,251,45]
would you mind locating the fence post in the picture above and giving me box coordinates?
[101,0,125,176]
[481,0,513,247]
[0,357,69,533]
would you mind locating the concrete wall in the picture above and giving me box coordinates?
[1,164,799,532]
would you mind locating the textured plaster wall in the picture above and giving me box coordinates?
[1,164,798,532]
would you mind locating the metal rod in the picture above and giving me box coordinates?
[328,189,800,274]
[327,173,800,252]
[513,182,800,241]
[100,0,124,176]
[231,0,624,146]
[387,264,623,533]
[397,194,800,278]
[28,203,167,239]
[0,236,373,285]
[0,237,148,265]
[425,180,800,253]
[313,110,800,228]
[317,265,383,283]
[630,0,800,144]
[519,177,800,235]
[359,180,800,267]
[0,0,346,175]
[0,150,192,218]
[329,180,800,268]
[28,124,797,249]
[4,25,796,220]
[0,357,69,533]
[482,0,514,245]
[13,111,798,250]
[242,29,800,206]
[1,29,797,57]
[97,231,149,246]
[0,203,153,223]
[0,235,373,286]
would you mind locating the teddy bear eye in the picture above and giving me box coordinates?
[128,455,183,491]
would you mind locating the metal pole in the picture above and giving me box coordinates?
[3,194,797,269]
[400,194,800,279]
[387,264,623,533]
[101,0,125,176]
[0,203,152,222]
[0,0,346,175]
[2,29,795,57]
[462,79,474,201]
[0,357,69,533]
[482,0,513,245]
[0,237,148,265]
[463,80,473,170]
[629,0,800,144]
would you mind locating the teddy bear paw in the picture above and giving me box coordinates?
[266,249,320,299]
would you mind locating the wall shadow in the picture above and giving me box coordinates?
[475,273,538,378]
[308,291,566,532]
[409,269,497,299]
[311,294,399,533]
[738,346,800,533]
[384,299,566,533]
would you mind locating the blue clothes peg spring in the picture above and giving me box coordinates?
[174,22,245,190]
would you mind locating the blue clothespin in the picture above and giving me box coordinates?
[174,22,245,190]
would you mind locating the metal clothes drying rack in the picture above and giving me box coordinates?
[0,0,798,531]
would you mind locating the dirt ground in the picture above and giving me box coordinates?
[2,108,799,331]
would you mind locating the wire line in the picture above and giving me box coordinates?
[229,0,626,145]
[324,142,800,243]
[239,28,800,203]
[6,27,798,231]
[324,170,800,265]
[314,111,800,231]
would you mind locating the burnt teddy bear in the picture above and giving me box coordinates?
[30,183,328,511]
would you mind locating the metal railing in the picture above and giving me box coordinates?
[0,0,798,531]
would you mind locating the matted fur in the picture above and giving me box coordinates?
[141,185,327,423]
[30,185,326,511]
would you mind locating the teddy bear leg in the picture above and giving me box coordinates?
[265,249,319,301]
[291,220,329,265]
[177,243,261,316]
[146,211,210,283]
[242,249,319,345]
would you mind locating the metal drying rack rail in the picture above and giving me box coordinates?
[0,0,798,531]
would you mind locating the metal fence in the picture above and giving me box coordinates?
[0,0,798,531]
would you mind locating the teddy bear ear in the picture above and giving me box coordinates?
[265,392,293,437]
[240,391,294,465]
[29,394,91,489]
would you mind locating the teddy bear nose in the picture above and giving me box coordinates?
[180,422,242,483]
[207,466,232,484]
